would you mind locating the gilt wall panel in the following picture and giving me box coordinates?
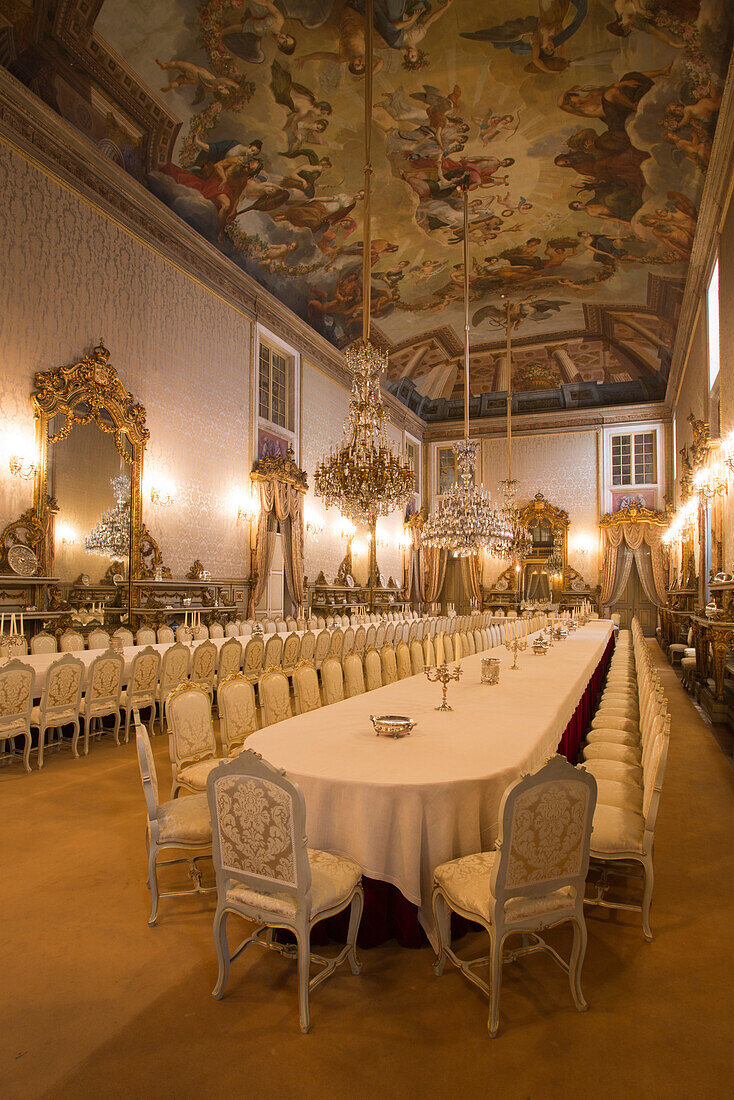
[480,431,599,589]
[0,140,250,577]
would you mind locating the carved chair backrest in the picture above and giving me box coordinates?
[260,668,293,726]
[166,681,217,768]
[218,673,258,754]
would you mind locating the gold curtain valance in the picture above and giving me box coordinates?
[250,446,308,493]
[599,502,668,528]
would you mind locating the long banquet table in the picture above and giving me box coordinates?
[247,620,614,948]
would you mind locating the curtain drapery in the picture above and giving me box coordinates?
[249,477,305,615]
[423,545,447,604]
[600,520,667,609]
[461,553,482,604]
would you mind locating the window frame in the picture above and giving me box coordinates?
[258,341,291,431]
[610,430,657,488]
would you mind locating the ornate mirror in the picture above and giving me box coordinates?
[518,492,569,601]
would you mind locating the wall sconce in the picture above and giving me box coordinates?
[150,479,176,507]
[55,521,78,546]
[305,510,323,541]
[236,493,260,524]
[9,455,37,480]
[352,539,367,557]
[399,532,412,550]
[338,519,356,541]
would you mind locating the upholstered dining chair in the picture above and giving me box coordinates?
[263,633,284,673]
[240,622,253,636]
[60,629,85,653]
[293,661,322,714]
[313,629,330,671]
[31,654,84,768]
[156,642,191,734]
[396,642,412,680]
[157,625,175,644]
[225,621,240,638]
[0,659,35,772]
[114,627,135,648]
[423,636,436,668]
[343,654,365,698]
[328,628,344,661]
[30,631,57,655]
[365,625,377,650]
[260,668,293,726]
[135,715,213,926]
[299,630,316,663]
[191,640,218,698]
[353,626,366,655]
[216,637,243,688]
[80,649,124,751]
[120,646,160,743]
[87,628,110,651]
[166,681,221,797]
[286,616,298,631]
[443,634,455,663]
[321,658,344,706]
[380,645,398,686]
[364,648,382,692]
[385,622,396,645]
[281,633,301,676]
[193,624,209,641]
[136,627,157,646]
[432,755,597,1037]
[342,626,355,657]
[410,640,425,675]
[242,636,265,685]
[375,625,386,648]
[177,625,194,644]
[218,673,258,755]
[209,622,225,639]
[206,750,364,1032]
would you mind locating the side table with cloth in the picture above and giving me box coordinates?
[247,622,614,948]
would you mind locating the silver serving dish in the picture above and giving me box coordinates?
[370,714,416,739]
[532,640,549,655]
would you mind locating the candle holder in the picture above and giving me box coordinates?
[504,632,528,670]
[424,662,463,711]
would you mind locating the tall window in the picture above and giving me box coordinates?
[259,343,289,429]
[406,439,420,493]
[708,257,720,389]
[611,431,656,486]
[437,446,457,495]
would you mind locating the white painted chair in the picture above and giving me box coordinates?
[136,627,157,646]
[0,659,35,772]
[343,653,365,698]
[60,629,85,653]
[293,661,322,714]
[155,643,191,734]
[191,640,217,697]
[134,716,213,926]
[157,626,175,644]
[80,649,124,751]
[87,628,110,651]
[216,637,243,686]
[364,648,382,691]
[207,750,364,1032]
[30,632,57,655]
[209,622,225,639]
[260,668,292,726]
[380,645,398,686]
[218,673,259,755]
[321,657,344,705]
[242,636,265,685]
[31,654,84,768]
[120,646,161,743]
[432,755,597,1037]
[166,681,221,798]
[114,627,135,648]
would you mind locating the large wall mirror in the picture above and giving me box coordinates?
[518,492,569,602]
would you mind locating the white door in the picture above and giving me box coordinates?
[256,532,285,619]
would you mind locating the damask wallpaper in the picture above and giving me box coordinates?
[480,431,600,588]
[0,139,251,578]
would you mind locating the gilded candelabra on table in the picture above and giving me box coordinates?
[505,632,528,670]
[424,663,463,711]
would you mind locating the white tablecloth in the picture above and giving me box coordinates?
[246,621,613,944]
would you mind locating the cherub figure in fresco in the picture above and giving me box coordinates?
[606,0,699,45]
[296,6,383,76]
[155,59,241,103]
[369,0,456,71]
[663,83,722,131]
[252,239,299,270]
[410,258,446,280]
[490,192,533,216]
[660,116,712,169]
[270,60,332,154]
[219,0,297,63]
[472,111,520,145]
[308,270,362,324]
[557,63,673,132]
[461,1,589,76]
[638,192,698,260]
[374,260,411,288]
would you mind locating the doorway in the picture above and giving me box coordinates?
[611,558,657,635]
[255,532,285,620]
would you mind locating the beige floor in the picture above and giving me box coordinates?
[2,644,733,1100]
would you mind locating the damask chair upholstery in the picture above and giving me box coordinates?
[328,628,344,661]
[375,625,386,648]
[263,633,284,673]
[380,645,398,686]
[216,637,243,687]
[87,629,110,651]
[0,659,35,772]
[114,627,135,648]
[313,629,331,671]
[31,654,84,768]
[410,640,425,675]
[136,627,157,646]
[293,661,322,714]
[79,650,124,751]
[157,626,175,644]
[365,625,376,650]
[282,632,301,676]
[166,681,221,797]
[60,629,85,653]
[209,622,225,639]
[156,642,191,734]
[286,616,298,631]
[177,625,194,644]
[432,755,597,1037]
[242,636,265,685]
[443,634,455,663]
[135,716,213,926]
[343,653,365,698]
[191,640,218,698]
[364,648,382,692]
[353,626,366,655]
[120,646,161,742]
[321,657,344,706]
[396,642,412,680]
[30,632,57,655]
[342,627,355,657]
[260,668,293,726]
[317,616,326,629]
[264,619,277,634]
[423,636,436,667]
[299,630,316,663]
[385,623,396,645]
[225,621,240,638]
[218,673,258,755]
[240,622,253,636]
[193,624,209,641]
[207,750,363,1032]
[276,620,288,634]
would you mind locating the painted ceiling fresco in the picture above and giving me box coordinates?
[2,0,733,415]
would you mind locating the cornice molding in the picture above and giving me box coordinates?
[422,400,669,443]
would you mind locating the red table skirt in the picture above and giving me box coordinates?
[318,631,615,949]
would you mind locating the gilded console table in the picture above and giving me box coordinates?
[692,615,734,703]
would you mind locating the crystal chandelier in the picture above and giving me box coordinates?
[314,0,413,528]
[547,530,564,578]
[422,188,510,558]
[84,475,130,559]
[494,298,532,564]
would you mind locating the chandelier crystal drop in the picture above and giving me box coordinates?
[314,340,414,526]
[422,439,510,557]
[84,475,130,559]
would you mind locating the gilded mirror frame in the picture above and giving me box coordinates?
[2,341,148,591]
[518,492,570,590]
